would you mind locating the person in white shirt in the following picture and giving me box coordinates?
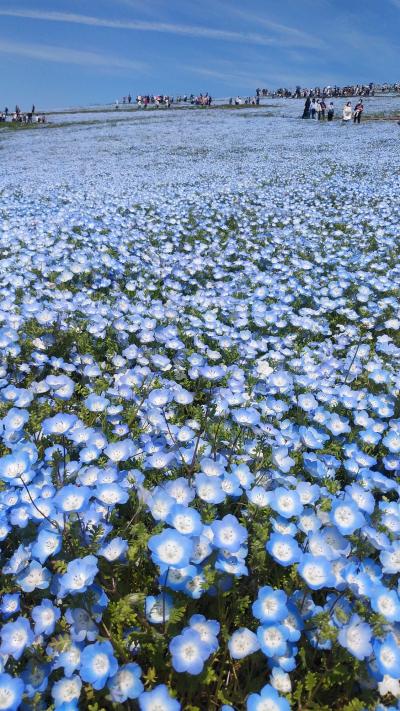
[342,101,352,123]
[310,99,317,118]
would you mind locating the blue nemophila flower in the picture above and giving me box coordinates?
[271,488,303,519]
[269,666,291,693]
[84,393,110,412]
[54,484,91,513]
[188,615,220,654]
[159,564,196,592]
[164,478,195,505]
[139,683,181,711]
[296,482,320,506]
[271,448,295,474]
[51,675,82,708]
[252,586,288,624]
[0,673,24,711]
[281,603,304,642]
[383,429,400,453]
[95,482,129,506]
[247,683,290,711]
[232,408,260,427]
[173,387,194,405]
[149,528,194,568]
[52,642,82,677]
[371,586,400,622]
[257,623,288,657]
[80,640,118,690]
[228,628,260,659]
[326,414,351,436]
[337,614,372,660]
[42,413,77,436]
[211,514,247,553]
[32,599,60,635]
[0,450,31,484]
[298,393,318,412]
[200,457,226,478]
[0,517,10,542]
[109,663,144,703]
[299,426,329,450]
[0,616,34,660]
[195,473,225,504]
[380,542,400,574]
[66,608,98,642]
[59,555,98,597]
[169,628,210,674]
[148,388,171,407]
[297,554,334,590]
[266,533,302,567]
[16,561,51,592]
[247,486,274,508]
[2,407,29,432]
[0,594,20,619]
[167,504,203,537]
[374,633,400,678]
[345,484,375,514]
[199,365,225,381]
[99,537,128,562]
[148,488,176,521]
[2,543,31,575]
[104,439,135,462]
[32,528,62,564]
[330,498,366,535]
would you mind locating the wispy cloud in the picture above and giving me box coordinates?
[211,1,324,48]
[186,63,339,90]
[0,8,316,47]
[0,38,145,71]
[186,65,267,88]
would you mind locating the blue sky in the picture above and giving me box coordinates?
[0,0,399,109]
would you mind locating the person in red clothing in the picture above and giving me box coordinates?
[354,101,364,123]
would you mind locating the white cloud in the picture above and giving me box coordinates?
[0,8,313,47]
[211,2,324,48]
[0,38,145,71]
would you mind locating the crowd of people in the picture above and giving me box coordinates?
[0,104,46,124]
[125,93,213,108]
[229,96,260,106]
[256,82,400,99]
[175,94,212,105]
[302,97,365,123]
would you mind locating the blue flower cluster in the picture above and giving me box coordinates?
[0,108,399,709]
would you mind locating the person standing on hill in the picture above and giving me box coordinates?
[310,98,317,118]
[342,101,352,123]
[302,96,311,118]
[353,101,364,123]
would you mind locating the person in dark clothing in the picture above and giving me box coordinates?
[354,101,364,123]
[320,99,326,120]
[302,96,311,119]
[32,104,35,114]
[327,102,334,121]
[128,94,131,104]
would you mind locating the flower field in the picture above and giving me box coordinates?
[0,108,400,710]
